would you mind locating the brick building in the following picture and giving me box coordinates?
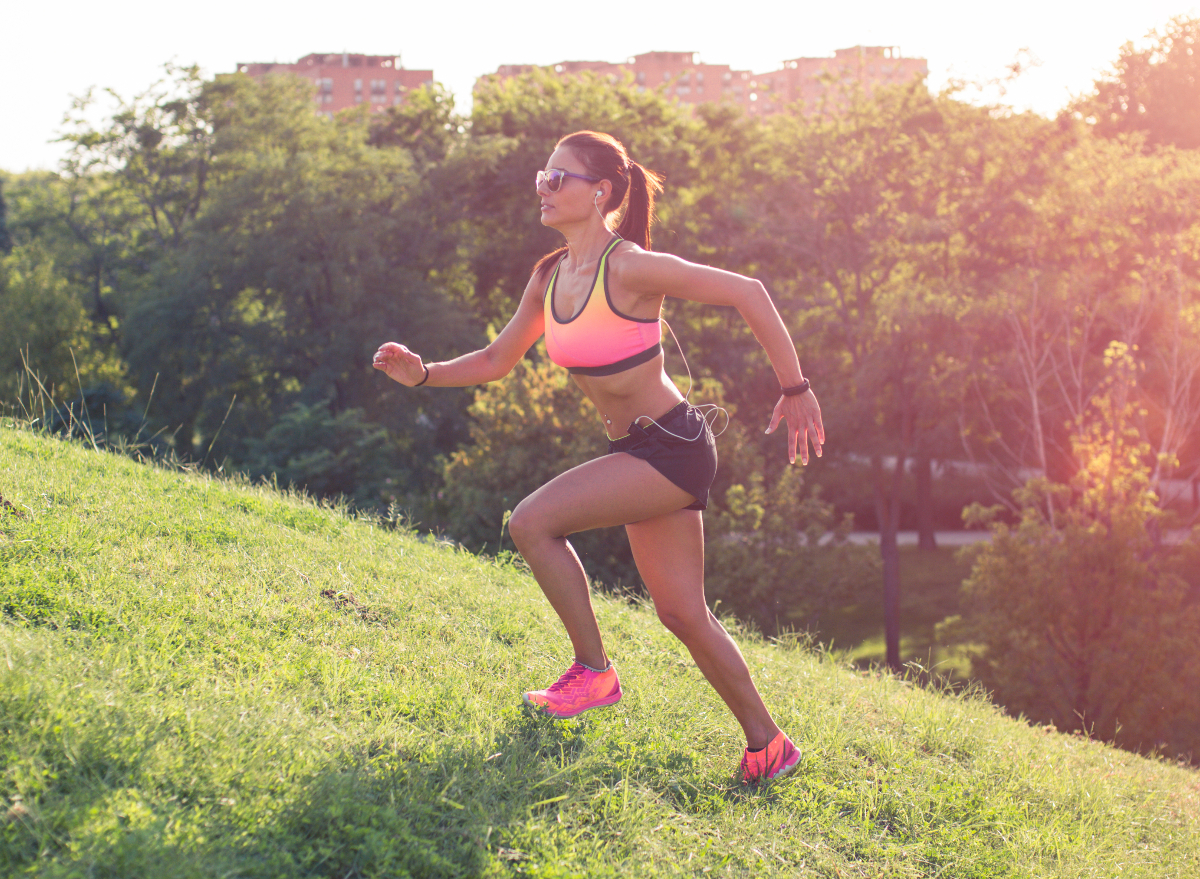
[479,46,926,115]
[481,51,755,108]
[235,53,433,117]
[748,46,929,115]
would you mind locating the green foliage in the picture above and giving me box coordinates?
[0,239,125,406]
[950,344,1200,759]
[2,428,1199,877]
[1080,15,1200,149]
[368,82,464,165]
[243,400,412,510]
[706,455,877,636]
[0,179,12,255]
[48,67,478,494]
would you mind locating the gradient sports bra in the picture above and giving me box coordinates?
[543,237,662,376]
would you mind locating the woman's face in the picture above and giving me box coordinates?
[537,146,605,229]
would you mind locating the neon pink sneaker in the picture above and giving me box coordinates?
[523,660,622,718]
[740,731,801,784]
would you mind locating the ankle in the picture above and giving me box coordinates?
[744,723,782,751]
[576,655,611,673]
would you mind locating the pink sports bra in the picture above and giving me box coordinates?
[543,237,662,376]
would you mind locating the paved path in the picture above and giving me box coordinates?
[844,531,991,546]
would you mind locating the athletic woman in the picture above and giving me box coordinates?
[372,131,824,783]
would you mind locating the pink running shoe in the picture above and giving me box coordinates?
[740,731,801,784]
[523,660,622,718]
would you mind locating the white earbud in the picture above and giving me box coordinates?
[596,191,603,198]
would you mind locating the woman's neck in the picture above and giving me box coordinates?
[560,219,616,271]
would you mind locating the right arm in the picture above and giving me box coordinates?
[372,273,547,387]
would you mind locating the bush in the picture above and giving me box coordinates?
[947,346,1200,760]
[706,458,877,636]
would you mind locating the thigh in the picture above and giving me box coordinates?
[512,453,698,538]
[625,508,707,618]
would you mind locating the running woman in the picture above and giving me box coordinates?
[372,130,824,783]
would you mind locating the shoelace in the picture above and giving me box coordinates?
[545,664,587,693]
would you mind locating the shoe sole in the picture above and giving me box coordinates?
[744,747,803,784]
[522,690,622,719]
[766,750,802,781]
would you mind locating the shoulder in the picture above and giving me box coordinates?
[610,241,761,307]
[608,241,692,292]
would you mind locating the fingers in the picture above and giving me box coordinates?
[769,393,826,465]
[372,343,417,369]
[764,399,784,435]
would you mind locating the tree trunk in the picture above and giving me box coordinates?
[873,453,906,671]
[915,453,938,551]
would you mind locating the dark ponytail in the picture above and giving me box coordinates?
[616,160,664,251]
[531,131,664,282]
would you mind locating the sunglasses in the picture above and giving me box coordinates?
[536,168,601,192]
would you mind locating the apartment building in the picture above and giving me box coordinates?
[482,51,755,107]
[480,46,927,115]
[234,53,433,117]
[749,46,929,115]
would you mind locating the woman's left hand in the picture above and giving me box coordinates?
[766,390,824,465]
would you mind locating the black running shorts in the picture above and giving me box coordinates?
[606,401,718,511]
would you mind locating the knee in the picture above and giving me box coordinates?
[656,606,712,643]
[507,500,547,550]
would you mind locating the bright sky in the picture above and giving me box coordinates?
[4,0,1197,172]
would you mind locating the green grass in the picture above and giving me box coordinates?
[1,424,1197,877]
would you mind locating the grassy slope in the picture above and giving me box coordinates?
[1,426,1197,878]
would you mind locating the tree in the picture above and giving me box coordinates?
[1079,15,1200,150]
[739,83,1028,669]
[949,344,1200,759]
[960,130,1200,527]
[705,439,877,636]
[0,179,13,256]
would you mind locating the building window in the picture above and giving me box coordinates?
[370,79,387,102]
[637,71,646,83]
[354,78,363,103]
[663,71,672,82]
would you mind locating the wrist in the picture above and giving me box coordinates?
[781,378,810,397]
[414,363,431,387]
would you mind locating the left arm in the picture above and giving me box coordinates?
[612,248,825,464]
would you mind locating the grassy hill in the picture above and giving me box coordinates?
[1,425,1197,878]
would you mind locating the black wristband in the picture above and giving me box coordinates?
[781,379,810,397]
[414,364,430,387]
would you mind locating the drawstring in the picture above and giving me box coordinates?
[629,317,729,442]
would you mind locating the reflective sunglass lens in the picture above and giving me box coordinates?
[547,170,564,191]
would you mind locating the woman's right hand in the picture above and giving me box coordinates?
[372,342,427,386]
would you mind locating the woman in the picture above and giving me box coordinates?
[372,131,824,783]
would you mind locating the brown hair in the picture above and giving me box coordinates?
[531,131,665,282]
